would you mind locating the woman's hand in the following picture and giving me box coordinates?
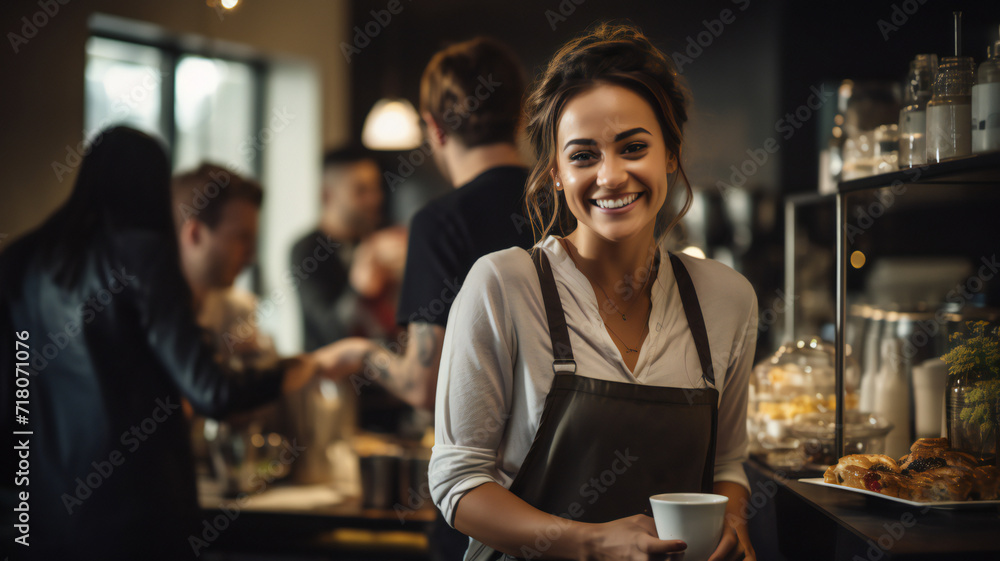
[705,517,755,561]
[577,514,686,561]
[707,482,756,561]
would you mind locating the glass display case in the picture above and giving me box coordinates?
[782,152,1000,467]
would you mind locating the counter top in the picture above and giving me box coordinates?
[784,476,1000,558]
[748,459,1000,561]
[196,476,436,559]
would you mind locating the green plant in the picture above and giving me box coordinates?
[943,321,1000,450]
[942,321,1000,377]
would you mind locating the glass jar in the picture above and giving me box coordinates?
[748,337,861,468]
[789,410,894,468]
[946,369,999,465]
[972,36,1000,153]
[899,54,937,167]
[926,56,975,163]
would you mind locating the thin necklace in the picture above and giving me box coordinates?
[603,301,654,353]
[594,269,652,322]
[558,237,656,321]
[557,238,658,353]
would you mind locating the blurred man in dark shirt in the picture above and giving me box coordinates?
[291,147,409,433]
[291,147,387,351]
[320,38,533,561]
[322,37,532,410]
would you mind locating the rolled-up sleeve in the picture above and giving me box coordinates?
[429,256,515,526]
[713,293,757,491]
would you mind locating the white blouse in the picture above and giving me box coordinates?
[429,236,758,525]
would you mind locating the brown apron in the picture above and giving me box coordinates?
[464,250,720,561]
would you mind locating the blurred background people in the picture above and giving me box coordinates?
[171,163,288,493]
[0,127,325,560]
[291,146,411,436]
[323,38,533,406]
[320,36,534,561]
[173,162,276,370]
[293,146,395,349]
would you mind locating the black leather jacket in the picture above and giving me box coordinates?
[0,227,285,560]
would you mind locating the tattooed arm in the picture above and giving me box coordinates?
[312,322,445,411]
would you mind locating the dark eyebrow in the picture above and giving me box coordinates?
[613,127,650,142]
[563,127,652,150]
[564,138,596,150]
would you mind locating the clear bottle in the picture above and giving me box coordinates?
[859,309,884,413]
[926,56,976,162]
[873,337,912,459]
[898,54,937,167]
[972,33,1000,154]
[874,123,899,173]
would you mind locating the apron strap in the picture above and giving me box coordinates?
[668,253,716,387]
[531,250,577,374]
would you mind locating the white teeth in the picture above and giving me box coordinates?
[595,193,638,209]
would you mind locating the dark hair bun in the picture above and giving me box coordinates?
[528,22,688,135]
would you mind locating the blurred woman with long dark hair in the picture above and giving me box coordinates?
[0,127,321,560]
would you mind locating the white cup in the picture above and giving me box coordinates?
[649,493,728,561]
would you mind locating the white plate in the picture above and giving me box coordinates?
[798,478,1000,509]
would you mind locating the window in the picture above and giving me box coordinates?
[85,35,261,175]
[83,20,324,354]
[85,36,166,143]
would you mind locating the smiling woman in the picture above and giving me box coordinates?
[429,22,760,561]
[554,86,676,244]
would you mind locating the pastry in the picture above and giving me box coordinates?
[822,438,1000,502]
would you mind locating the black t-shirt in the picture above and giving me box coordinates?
[290,230,353,352]
[396,166,535,327]
[290,230,411,434]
